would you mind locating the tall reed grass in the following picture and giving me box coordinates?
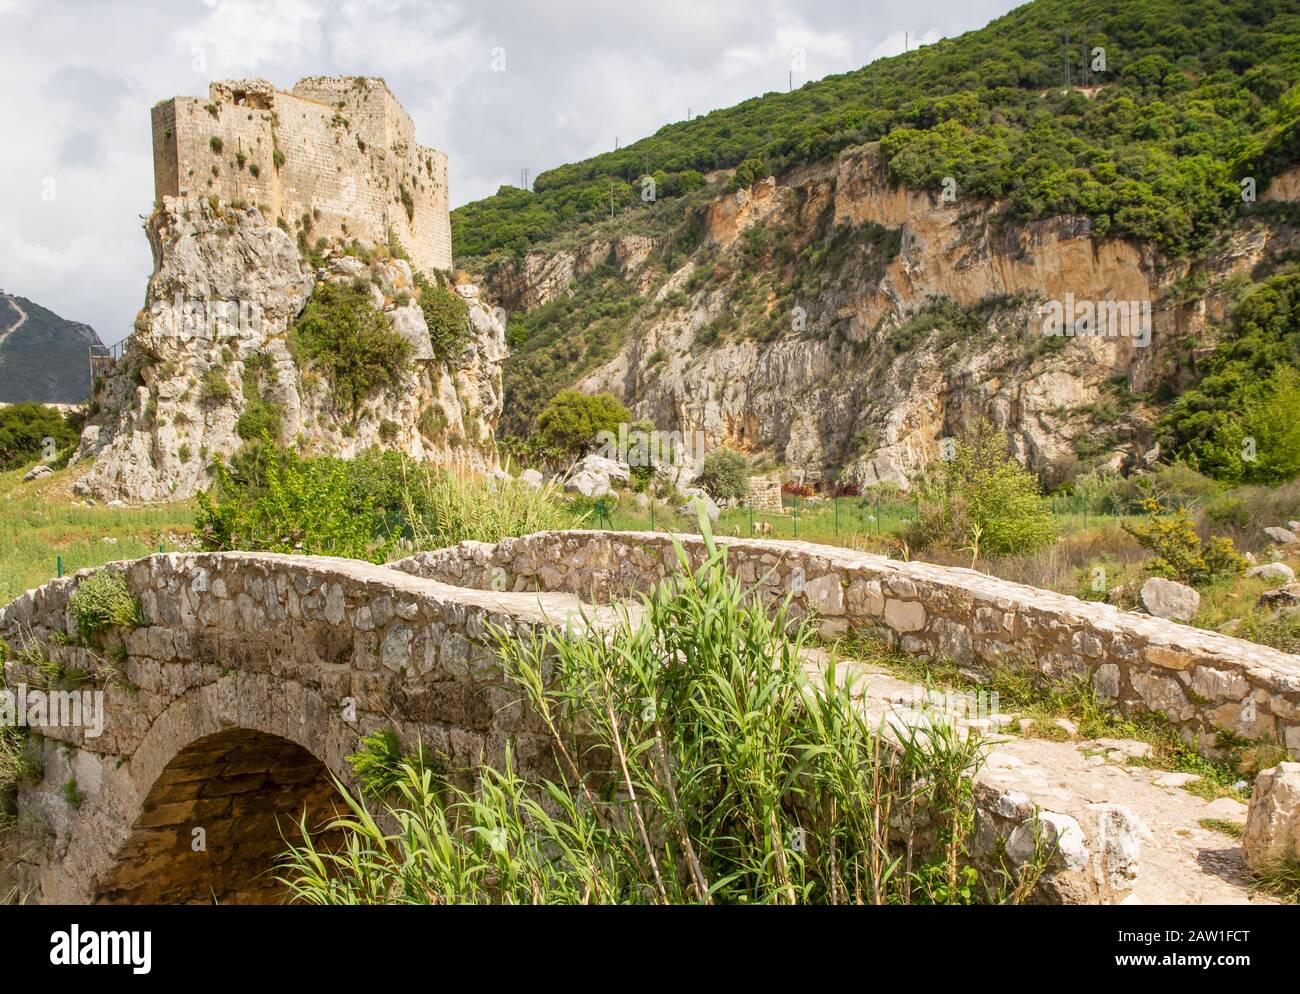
[278,517,1047,904]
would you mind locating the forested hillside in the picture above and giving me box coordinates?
[450,0,1300,487]
[453,0,1300,262]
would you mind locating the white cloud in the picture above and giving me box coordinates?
[0,0,1019,345]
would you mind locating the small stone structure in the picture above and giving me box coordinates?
[152,76,451,274]
[394,531,1300,761]
[745,473,782,511]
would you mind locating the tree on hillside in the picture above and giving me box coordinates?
[532,390,630,462]
[697,448,750,502]
[908,419,1054,556]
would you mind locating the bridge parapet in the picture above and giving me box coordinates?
[392,530,1300,762]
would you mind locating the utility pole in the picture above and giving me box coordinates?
[788,70,792,92]
[904,31,908,53]
[520,168,528,191]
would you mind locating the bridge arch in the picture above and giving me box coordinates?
[0,551,602,904]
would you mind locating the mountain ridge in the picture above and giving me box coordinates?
[0,290,103,405]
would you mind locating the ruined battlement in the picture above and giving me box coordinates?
[150,76,451,273]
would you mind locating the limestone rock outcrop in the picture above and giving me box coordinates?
[480,143,1299,488]
[71,196,504,502]
[562,453,629,498]
[1243,762,1300,872]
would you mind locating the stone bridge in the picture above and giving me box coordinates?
[3,530,1298,904]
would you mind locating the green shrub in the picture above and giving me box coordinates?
[195,447,574,561]
[347,728,419,799]
[235,397,282,441]
[1122,498,1248,586]
[69,569,144,644]
[61,778,84,809]
[696,448,750,502]
[532,389,629,462]
[289,280,411,418]
[418,405,449,439]
[196,447,392,562]
[413,272,471,365]
[199,369,232,406]
[0,403,77,471]
[908,420,1054,556]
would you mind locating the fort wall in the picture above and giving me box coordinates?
[151,76,451,273]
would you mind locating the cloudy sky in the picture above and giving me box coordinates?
[0,0,1020,345]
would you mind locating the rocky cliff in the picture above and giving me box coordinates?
[480,144,1299,488]
[72,196,504,502]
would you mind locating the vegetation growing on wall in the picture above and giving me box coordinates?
[288,280,411,418]
[413,272,472,366]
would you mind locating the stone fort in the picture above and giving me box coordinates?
[151,76,452,274]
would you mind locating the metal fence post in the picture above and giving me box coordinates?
[56,555,62,578]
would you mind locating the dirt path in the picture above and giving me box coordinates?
[0,296,28,350]
[801,648,1271,905]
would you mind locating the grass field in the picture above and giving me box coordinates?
[0,465,194,604]
[3,462,1298,657]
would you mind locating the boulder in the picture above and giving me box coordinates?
[329,255,367,278]
[1243,762,1300,872]
[1264,526,1298,545]
[1138,577,1200,622]
[23,464,53,481]
[1248,562,1296,583]
[1258,583,1300,610]
[563,454,630,498]
[518,469,544,490]
[1289,520,1300,533]
[388,302,434,361]
[676,489,720,523]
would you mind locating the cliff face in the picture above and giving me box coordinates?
[72,196,503,502]
[483,144,1298,487]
